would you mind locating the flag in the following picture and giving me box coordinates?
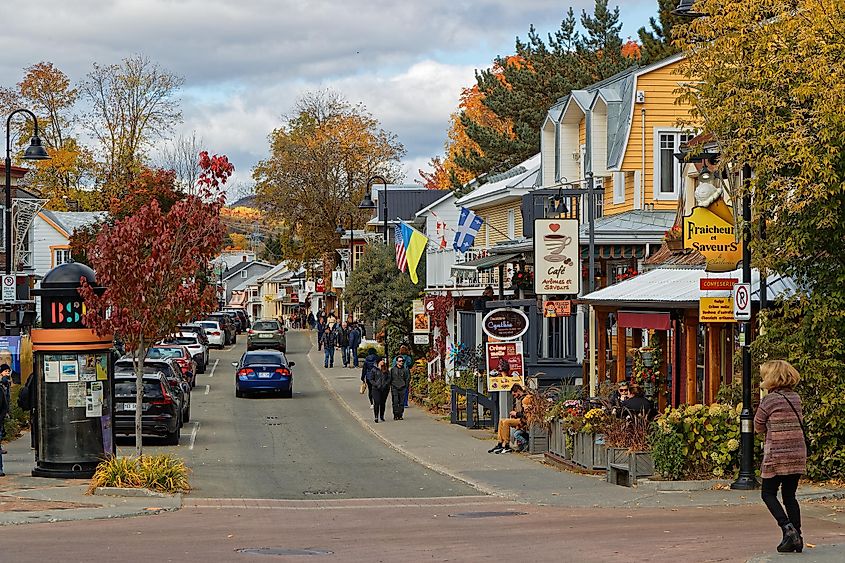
[400,222,428,284]
[452,207,484,252]
[394,224,407,272]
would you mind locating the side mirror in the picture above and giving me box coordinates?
[288,361,296,368]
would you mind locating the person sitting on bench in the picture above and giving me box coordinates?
[488,384,532,454]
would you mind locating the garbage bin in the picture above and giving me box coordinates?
[30,262,114,478]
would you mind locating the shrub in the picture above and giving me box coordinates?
[649,422,687,480]
[357,344,384,358]
[4,385,30,441]
[89,454,191,494]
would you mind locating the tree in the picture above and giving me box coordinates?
[260,232,285,263]
[636,0,683,64]
[159,131,204,194]
[80,54,184,194]
[343,243,423,355]
[253,90,405,268]
[675,0,845,479]
[78,152,233,455]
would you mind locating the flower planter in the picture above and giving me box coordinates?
[606,450,654,487]
[572,432,607,470]
[548,419,571,460]
[666,239,683,252]
[528,425,549,454]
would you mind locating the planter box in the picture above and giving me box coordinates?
[548,419,571,460]
[572,432,607,470]
[606,451,654,487]
[529,425,549,455]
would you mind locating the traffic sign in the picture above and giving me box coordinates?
[732,283,751,321]
[1,275,15,303]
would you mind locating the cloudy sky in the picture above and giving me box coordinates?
[2,0,655,190]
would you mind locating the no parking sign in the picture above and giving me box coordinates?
[732,283,751,321]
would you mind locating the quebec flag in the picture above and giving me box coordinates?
[452,207,484,252]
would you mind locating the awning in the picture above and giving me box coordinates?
[452,252,522,272]
[617,311,672,330]
[580,244,644,260]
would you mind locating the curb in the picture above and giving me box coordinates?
[637,478,733,492]
[304,340,503,499]
[92,487,183,500]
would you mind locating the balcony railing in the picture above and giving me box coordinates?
[425,247,514,289]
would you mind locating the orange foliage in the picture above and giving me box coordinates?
[622,40,642,60]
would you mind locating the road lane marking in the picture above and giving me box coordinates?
[209,359,219,377]
[189,422,200,450]
[224,345,236,352]
[204,384,210,395]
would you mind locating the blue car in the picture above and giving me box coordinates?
[234,350,295,398]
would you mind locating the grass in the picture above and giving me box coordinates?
[89,454,191,494]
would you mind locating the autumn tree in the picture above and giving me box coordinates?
[79,152,233,455]
[80,54,184,196]
[675,0,845,479]
[253,90,405,269]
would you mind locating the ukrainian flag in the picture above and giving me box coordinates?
[400,222,428,284]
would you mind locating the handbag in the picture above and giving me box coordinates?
[359,381,367,394]
[775,391,811,455]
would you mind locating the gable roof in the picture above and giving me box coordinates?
[415,191,456,218]
[222,260,273,281]
[456,153,541,209]
[39,210,106,238]
[369,186,450,224]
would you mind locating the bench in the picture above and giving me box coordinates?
[606,450,654,487]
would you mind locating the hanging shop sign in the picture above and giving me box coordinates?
[700,278,738,291]
[315,278,325,293]
[683,186,742,273]
[699,296,737,323]
[485,341,525,392]
[413,334,430,345]
[412,299,430,334]
[543,300,572,318]
[533,218,580,295]
[331,270,346,289]
[482,308,529,340]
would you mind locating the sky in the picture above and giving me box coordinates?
[1,0,656,193]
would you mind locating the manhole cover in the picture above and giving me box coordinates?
[236,548,333,556]
[448,511,527,519]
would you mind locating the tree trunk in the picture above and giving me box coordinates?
[135,335,144,457]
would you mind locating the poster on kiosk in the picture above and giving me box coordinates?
[30,263,114,479]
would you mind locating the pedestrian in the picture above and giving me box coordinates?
[0,364,10,455]
[348,322,362,369]
[488,384,532,454]
[367,359,391,423]
[0,379,6,476]
[619,383,653,418]
[307,311,316,330]
[390,355,411,420]
[755,360,807,553]
[338,321,351,368]
[320,323,338,368]
[361,347,380,405]
[392,345,413,407]
[316,316,326,350]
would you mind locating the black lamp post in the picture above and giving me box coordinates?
[358,175,388,245]
[673,0,757,490]
[335,213,355,272]
[5,109,51,336]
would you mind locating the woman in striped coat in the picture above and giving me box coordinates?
[754,360,807,553]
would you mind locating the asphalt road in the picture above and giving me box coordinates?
[120,330,475,499]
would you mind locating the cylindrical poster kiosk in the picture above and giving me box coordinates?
[30,263,114,479]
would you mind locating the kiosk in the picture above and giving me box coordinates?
[30,263,114,478]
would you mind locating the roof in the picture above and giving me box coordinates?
[456,153,541,208]
[579,266,796,308]
[452,252,522,271]
[222,260,273,281]
[415,191,456,218]
[230,271,265,292]
[579,210,675,244]
[369,186,450,224]
[40,210,105,237]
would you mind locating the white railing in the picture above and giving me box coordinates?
[427,356,442,380]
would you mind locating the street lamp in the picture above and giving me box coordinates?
[552,176,569,216]
[5,109,50,336]
[335,213,355,272]
[358,175,389,245]
[673,0,757,491]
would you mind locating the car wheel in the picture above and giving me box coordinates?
[183,405,191,423]
[166,423,181,445]
[235,388,244,398]
[283,388,293,399]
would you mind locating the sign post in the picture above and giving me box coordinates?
[1,274,15,302]
[733,283,751,322]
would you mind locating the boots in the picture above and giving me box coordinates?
[777,523,802,553]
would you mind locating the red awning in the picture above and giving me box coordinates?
[617,311,672,330]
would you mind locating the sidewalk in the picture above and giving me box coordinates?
[0,432,180,525]
[307,339,844,509]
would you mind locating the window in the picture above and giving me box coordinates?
[241,270,248,278]
[353,243,365,269]
[54,248,72,266]
[655,130,695,199]
[612,172,625,204]
[507,209,515,239]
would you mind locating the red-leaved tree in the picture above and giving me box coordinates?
[79,152,233,455]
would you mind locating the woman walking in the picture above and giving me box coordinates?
[367,360,391,423]
[754,360,807,553]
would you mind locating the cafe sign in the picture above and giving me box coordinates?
[534,218,580,295]
[482,308,529,340]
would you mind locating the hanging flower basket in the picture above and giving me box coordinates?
[666,239,684,252]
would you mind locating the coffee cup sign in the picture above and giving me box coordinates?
[482,308,529,340]
[534,218,580,295]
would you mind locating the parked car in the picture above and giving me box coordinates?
[196,319,225,348]
[146,345,197,387]
[178,323,210,348]
[206,313,236,345]
[113,371,182,444]
[161,332,208,374]
[115,358,191,423]
[224,308,250,331]
[247,319,287,352]
[218,310,243,333]
[233,349,295,398]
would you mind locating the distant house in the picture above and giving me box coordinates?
[221,260,273,306]
[363,185,450,243]
[31,210,105,279]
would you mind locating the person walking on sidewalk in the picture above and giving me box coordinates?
[316,316,326,350]
[0,376,7,475]
[755,360,807,553]
[320,323,338,368]
[338,321,351,368]
[361,347,380,405]
[0,364,11,455]
[367,360,391,423]
[348,322,362,369]
[488,384,532,454]
[391,345,413,408]
[390,356,411,420]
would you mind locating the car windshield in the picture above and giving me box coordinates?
[171,337,198,345]
[243,352,286,366]
[147,347,183,359]
[115,381,163,398]
[252,321,279,331]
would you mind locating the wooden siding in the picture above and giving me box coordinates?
[474,200,523,248]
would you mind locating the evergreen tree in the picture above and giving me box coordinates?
[260,232,284,263]
[637,0,684,64]
[576,0,627,82]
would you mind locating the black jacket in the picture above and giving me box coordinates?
[361,352,380,381]
[389,366,411,389]
[620,396,653,416]
[320,327,338,348]
[367,367,391,391]
[337,328,350,347]
[0,382,8,422]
